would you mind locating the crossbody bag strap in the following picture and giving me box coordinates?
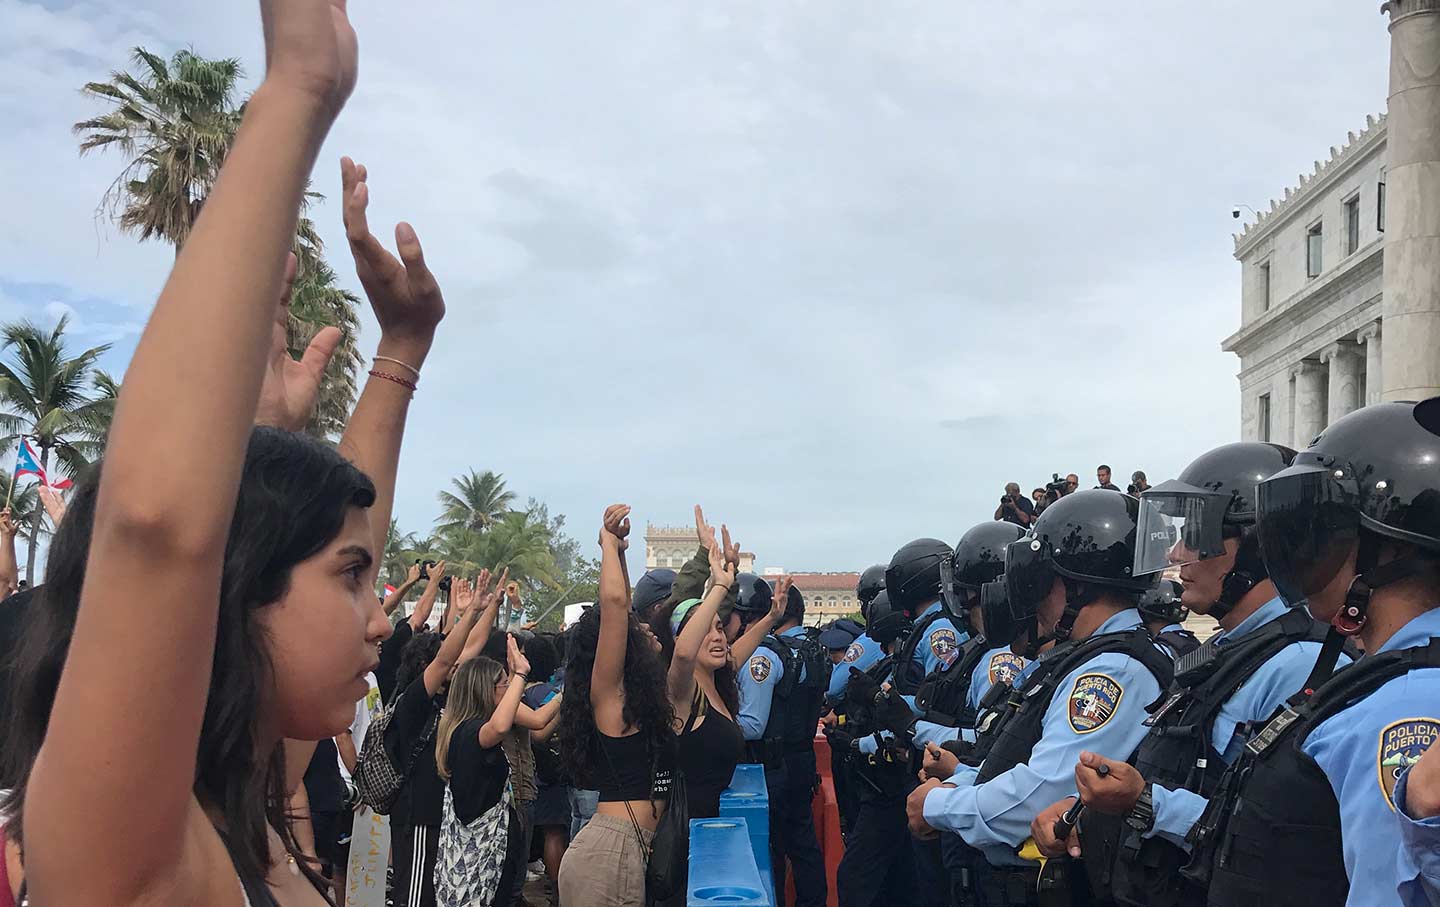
[598,735,654,867]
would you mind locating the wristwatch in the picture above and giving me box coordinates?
[1125,782,1155,835]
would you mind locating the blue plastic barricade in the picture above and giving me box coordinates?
[687,818,770,906]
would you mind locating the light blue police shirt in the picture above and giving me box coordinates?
[826,631,884,706]
[911,644,1028,749]
[1394,766,1440,906]
[922,609,1163,866]
[737,625,810,741]
[1147,598,1352,849]
[1302,607,1440,906]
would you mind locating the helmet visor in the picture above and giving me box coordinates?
[979,577,1020,647]
[1256,462,1361,607]
[1005,537,1054,621]
[1134,482,1232,577]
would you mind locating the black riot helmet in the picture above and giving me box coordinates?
[979,575,1021,649]
[865,589,893,626]
[779,580,805,624]
[885,538,954,617]
[1005,489,1154,649]
[1257,399,1440,633]
[857,565,887,611]
[732,572,774,624]
[1138,579,1188,625]
[1134,441,1295,619]
[942,521,1025,624]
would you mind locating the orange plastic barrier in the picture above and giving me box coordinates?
[781,730,843,907]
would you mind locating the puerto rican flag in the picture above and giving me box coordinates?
[14,439,72,490]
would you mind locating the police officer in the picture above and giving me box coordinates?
[1030,441,1357,907]
[886,538,968,699]
[826,587,891,838]
[1179,400,1440,907]
[735,576,829,907]
[1137,579,1201,659]
[858,563,888,618]
[834,609,921,906]
[906,490,1174,906]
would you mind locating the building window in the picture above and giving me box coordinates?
[1306,221,1323,278]
[1259,261,1272,312]
[1378,176,1386,232]
[1344,195,1360,256]
[1258,393,1271,442]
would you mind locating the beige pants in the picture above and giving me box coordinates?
[557,813,652,907]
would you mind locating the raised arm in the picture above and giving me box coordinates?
[23,4,355,901]
[478,636,530,749]
[515,693,564,730]
[423,586,483,696]
[731,576,789,668]
[0,509,18,599]
[337,156,446,562]
[592,505,632,736]
[383,562,422,615]
[409,559,446,631]
[458,569,505,664]
[668,508,735,719]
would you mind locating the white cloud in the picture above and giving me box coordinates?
[0,0,1392,568]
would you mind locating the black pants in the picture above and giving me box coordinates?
[508,801,535,904]
[392,823,439,907]
[830,737,858,838]
[767,750,828,907]
[912,832,949,907]
[836,797,917,907]
[942,831,998,907]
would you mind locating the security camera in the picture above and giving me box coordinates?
[1232,207,1242,219]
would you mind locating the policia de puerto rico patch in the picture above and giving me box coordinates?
[1379,717,1440,811]
[988,651,1024,686]
[749,655,772,683]
[1068,673,1124,734]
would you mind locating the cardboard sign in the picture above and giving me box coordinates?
[344,807,391,907]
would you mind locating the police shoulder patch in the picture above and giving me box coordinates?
[1379,717,1440,811]
[749,654,772,683]
[988,651,1024,686]
[843,642,864,664]
[1067,673,1124,734]
[929,627,960,668]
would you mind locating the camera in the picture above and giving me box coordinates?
[416,558,437,580]
[438,575,453,594]
[1231,207,1241,219]
[1044,473,1069,498]
[1000,495,1014,506]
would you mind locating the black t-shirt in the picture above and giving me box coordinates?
[0,589,37,726]
[377,619,414,705]
[385,675,446,828]
[304,738,347,812]
[446,716,510,825]
[999,495,1035,526]
[1096,482,1121,491]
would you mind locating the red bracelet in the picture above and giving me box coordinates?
[369,369,417,393]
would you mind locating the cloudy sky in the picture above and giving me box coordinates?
[0,0,1391,571]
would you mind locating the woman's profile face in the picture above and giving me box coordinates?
[697,617,729,671]
[259,506,392,741]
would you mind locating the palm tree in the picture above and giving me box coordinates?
[289,252,361,439]
[436,511,559,592]
[382,519,428,587]
[74,47,243,250]
[437,470,516,534]
[0,317,113,581]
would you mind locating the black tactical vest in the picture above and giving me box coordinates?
[1185,637,1440,907]
[1081,608,1330,907]
[843,654,913,802]
[756,631,833,753]
[1155,627,1202,659]
[976,628,1173,784]
[893,608,951,696]
[914,635,992,729]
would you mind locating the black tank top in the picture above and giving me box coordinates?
[678,696,744,818]
[598,730,675,802]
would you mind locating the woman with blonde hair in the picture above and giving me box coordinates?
[433,635,530,907]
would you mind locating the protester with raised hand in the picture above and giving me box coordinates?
[383,561,424,616]
[558,505,676,907]
[0,509,17,600]
[379,559,448,704]
[7,1,366,904]
[433,635,531,907]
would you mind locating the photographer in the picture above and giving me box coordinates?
[992,482,1035,527]
[1127,469,1150,495]
[1095,464,1121,491]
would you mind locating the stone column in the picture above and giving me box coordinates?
[1321,341,1362,423]
[1358,322,1384,405]
[1381,1,1440,401]
[1293,360,1327,448]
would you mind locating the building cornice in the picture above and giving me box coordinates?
[1223,243,1383,355]
[1233,296,1383,385]
[1385,0,1440,28]
[1233,114,1387,260]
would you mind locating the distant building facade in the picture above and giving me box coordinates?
[1226,114,1387,446]
[784,572,862,627]
[643,523,755,573]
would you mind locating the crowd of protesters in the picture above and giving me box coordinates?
[4,5,1440,907]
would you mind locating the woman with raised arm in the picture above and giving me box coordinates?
[558,506,676,907]
[0,3,450,905]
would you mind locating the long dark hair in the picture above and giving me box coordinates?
[650,600,740,717]
[0,426,375,903]
[558,606,673,789]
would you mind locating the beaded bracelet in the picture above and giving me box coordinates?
[368,369,417,393]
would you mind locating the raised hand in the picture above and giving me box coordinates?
[722,525,741,571]
[769,576,792,624]
[695,505,718,552]
[255,252,342,432]
[0,508,16,539]
[507,634,531,679]
[601,505,632,550]
[425,560,448,588]
[405,561,423,586]
[260,0,357,116]
[452,577,476,614]
[341,157,446,367]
